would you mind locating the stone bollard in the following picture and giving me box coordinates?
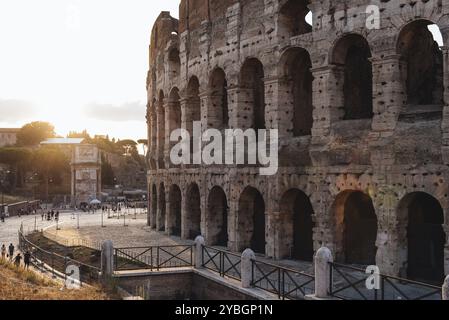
[241,249,255,289]
[101,240,114,277]
[313,247,333,299]
[443,275,449,300]
[194,236,205,269]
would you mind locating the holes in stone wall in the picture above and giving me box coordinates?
[209,68,229,129]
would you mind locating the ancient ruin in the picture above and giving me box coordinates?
[146,0,449,284]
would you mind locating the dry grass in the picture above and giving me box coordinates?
[0,259,116,300]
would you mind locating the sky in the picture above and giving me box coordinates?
[0,1,443,142]
[0,0,179,141]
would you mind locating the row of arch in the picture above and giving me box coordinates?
[150,19,445,155]
[150,183,447,284]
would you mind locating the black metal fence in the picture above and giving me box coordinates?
[329,262,442,300]
[18,231,100,285]
[202,246,242,280]
[114,245,194,271]
[251,259,315,300]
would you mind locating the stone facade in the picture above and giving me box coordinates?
[146,0,449,282]
[71,144,102,206]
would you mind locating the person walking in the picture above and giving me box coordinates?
[8,243,14,260]
[14,253,22,267]
[1,244,6,260]
[24,251,31,269]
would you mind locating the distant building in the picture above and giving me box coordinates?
[41,138,102,206]
[0,128,20,147]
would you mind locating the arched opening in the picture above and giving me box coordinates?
[185,183,201,240]
[279,189,314,261]
[333,191,378,265]
[240,59,266,130]
[158,183,166,232]
[168,88,182,133]
[157,90,166,169]
[168,48,181,79]
[209,68,229,129]
[186,77,201,164]
[278,0,312,38]
[332,34,373,120]
[169,185,182,236]
[186,76,201,126]
[206,186,228,247]
[280,48,313,136]
[397,20,444,108]
[238,187,266,254]
[398,192,445,284]
[151,184,157,229]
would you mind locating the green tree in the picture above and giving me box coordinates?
[16,121,56,146]
[101,154,115,186]
[33,147,70,200]
[67,130,91,140]
[0,147,33,188]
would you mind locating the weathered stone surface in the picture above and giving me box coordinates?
[146,0,449,282]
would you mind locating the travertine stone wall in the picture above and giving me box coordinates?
[146,0,449,278]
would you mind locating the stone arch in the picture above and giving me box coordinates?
[208,68,229,129]
[397,20,444,108]
[206,186,229,247]
[168,87,182,136]
[332,190,378,265]
[397,192,446,284]
[239,58,266,130]
[168,184,182,236]
[157,90,166,169]
[168,48,181,79]
[331,34,373,120]
[279,47,313,137]
[279,189,315,261]
[158,183,166,232]
[278,0,312,39]
[184,182,201,240]
[237,186,266,254]
[186,76,201,125]
[150,184,158,229]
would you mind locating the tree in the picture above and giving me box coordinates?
[116,139,138,157]
[16,121,56,146]
[33,147,70,200]
[0,147,33,189]
[67,130,91,140]
[101,154,115,186]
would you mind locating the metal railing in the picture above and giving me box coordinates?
[201,246,242,281]
[114,245,194,271]
[18,231,100,285]
[329,262,442,300]
[251,259,315,300]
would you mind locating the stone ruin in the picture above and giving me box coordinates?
[145,0,449,284]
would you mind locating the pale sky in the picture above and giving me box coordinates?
[0,1,443,141]
[0,0,179,141]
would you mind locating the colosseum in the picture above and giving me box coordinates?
[146,0,449,284]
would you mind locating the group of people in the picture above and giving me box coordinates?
[41,210,59,222]
[1,243,31,268]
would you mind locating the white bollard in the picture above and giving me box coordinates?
[241,249,256,289]
[443,275,449,300]
[194,236,205,269]
[314,247,333,299]
[101,240,114,277]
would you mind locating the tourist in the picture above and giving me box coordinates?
[41,212,44,221]
[8,243,14,260]
[1,244,6,260]
[14,253,22,267]
[24,251,31,269]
